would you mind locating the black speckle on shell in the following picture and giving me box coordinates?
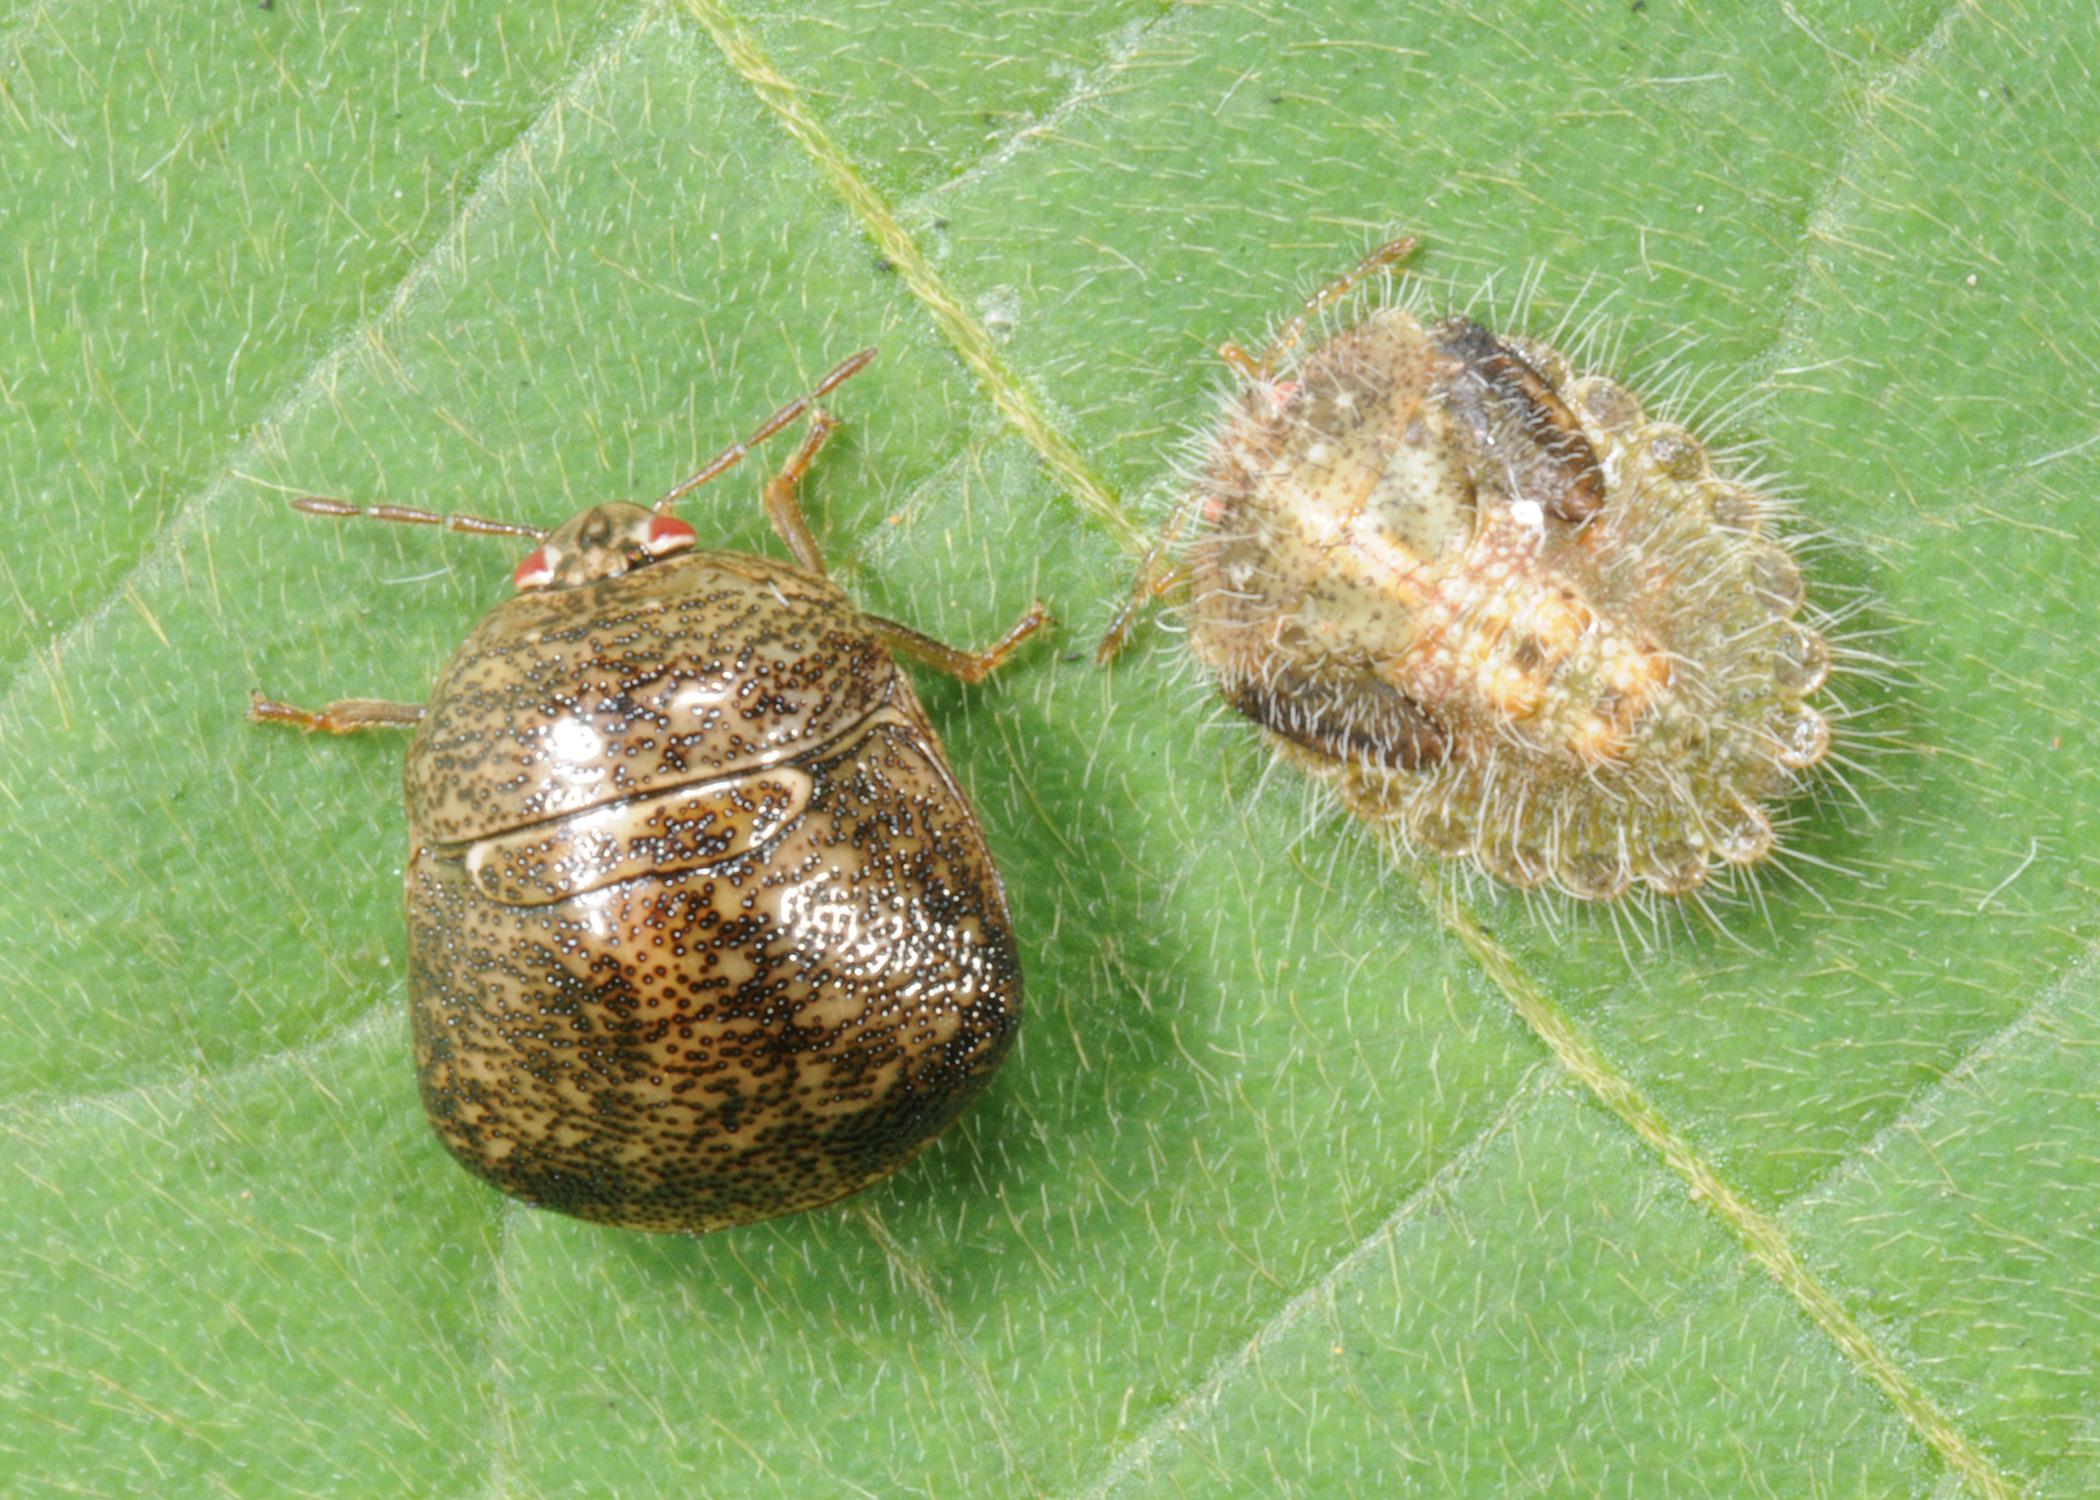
[404,551,1020,1233]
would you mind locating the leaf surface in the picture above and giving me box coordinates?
[5,2,2096,1495]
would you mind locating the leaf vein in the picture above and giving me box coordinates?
[1433,885,2021,1500]
[911,6,1198,217]
[1065,1066,1554,1500]
[0,3,668,727]
[1757,0,1975,387]
[853,1201,1049,1499]
[0,1004,394,1129]
[679,0,1146,554]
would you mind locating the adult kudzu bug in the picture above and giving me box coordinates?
[1099,238,1840,903]
[252,350,1050,1233]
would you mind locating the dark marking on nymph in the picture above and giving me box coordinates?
[1437,318,1607,524]
[1227,666,1449,771]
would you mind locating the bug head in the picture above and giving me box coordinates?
[512,503,697,592]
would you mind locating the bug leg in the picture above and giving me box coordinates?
[1218,340,1268,384]
[1093,481,1206,665]
[761,410,840,576]
[1094,557,1191,663]
[1238,235,1421,381]
[655,349,878,514]
[1093,549,1190,666]
[866,602,1052,685]
[248,691,426,734]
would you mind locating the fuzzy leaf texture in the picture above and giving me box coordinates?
[3,2,2096,1496]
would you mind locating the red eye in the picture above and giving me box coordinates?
[513,546,555,590]
[644,515,697,555]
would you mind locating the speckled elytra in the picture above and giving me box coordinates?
[252,350,1050,1233]
[1099,238,1838,902]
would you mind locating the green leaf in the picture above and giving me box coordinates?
[6,1,2096,1495]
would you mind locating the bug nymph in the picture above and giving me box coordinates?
[1099,238,1841,904]
[252,349,1052,1233]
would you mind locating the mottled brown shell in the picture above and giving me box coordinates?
[404,550,1020,1232]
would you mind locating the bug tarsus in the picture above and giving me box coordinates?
[868,602,1054,685]
[247,691,426,734]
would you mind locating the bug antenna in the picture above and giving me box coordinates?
[289,496,547,541]
[655,348,879,513]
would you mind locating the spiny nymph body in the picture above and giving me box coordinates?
[1105,240,1836,902]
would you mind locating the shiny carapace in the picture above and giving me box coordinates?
[253,351,1049,1230]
